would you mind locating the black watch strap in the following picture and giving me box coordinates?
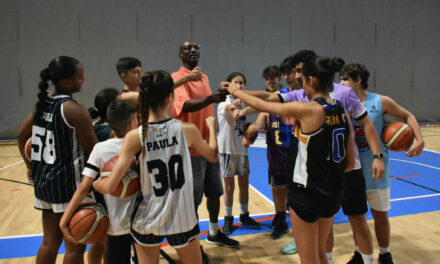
[373,153,384,160]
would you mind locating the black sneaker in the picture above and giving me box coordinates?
[378,252,394,264]
[200,246,209,264]
[206,231,240,248]
[271,213,279,229]
[270,222,289,239]
[347,251,364,264]
[222,216,234,235]
[239,212,261,229]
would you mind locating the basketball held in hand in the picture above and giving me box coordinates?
[382,121,414,152]
[68,202,109,244]
[101,156,140,198]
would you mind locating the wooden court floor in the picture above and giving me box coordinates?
[0,125,439,263]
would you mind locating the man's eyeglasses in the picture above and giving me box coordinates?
[182,44,200,51]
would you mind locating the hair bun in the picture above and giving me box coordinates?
[88,107,99,119]
[319,57,345,72]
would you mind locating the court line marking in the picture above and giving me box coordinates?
[249,183,274,206]
[390,158,440,170]
[391,193,440,202]
[0,160,23,171]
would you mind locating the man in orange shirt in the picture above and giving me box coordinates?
[172,40,239,262]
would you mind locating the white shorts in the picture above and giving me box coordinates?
[219,154,250,177]
[366,188,390,211]
[34,194,94,213]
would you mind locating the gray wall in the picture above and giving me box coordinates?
[1,0,439,139]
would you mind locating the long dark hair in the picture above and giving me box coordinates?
[36,56,80,118]
[138,70,174,156]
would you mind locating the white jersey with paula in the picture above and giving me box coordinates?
[132,119,197,236]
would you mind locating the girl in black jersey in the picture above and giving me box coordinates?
[224,57,355,263]
[18,56,98,264]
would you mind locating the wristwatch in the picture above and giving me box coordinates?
[373,153,384,160]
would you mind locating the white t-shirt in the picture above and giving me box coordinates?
[82,138,139,236]
[217,95,248,155]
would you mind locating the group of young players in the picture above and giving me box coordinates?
[16,40,424,264]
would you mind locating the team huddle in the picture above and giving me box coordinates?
[17,40,424,264]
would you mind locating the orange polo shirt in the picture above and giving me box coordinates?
[172,66,214,157]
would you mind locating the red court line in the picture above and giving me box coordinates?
[391,174,420,178]
[10,189,22,192]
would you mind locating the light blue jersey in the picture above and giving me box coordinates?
[354,93,390,190]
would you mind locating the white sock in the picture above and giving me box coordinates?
[240,203,248,215]
[379,246,390,255]
[209,222,218,236]
[355,245,360,252]
[360,252,375,264]
[326,252,333,264]
[225,206,233,217]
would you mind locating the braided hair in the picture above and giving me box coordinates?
[35,56,80,119]
[138,70,174,156]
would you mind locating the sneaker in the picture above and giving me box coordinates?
[270,222,289,240]
[239,212,261,229]
[200,246,209,264]
[347,251,364,264]
[222,216,234,235]
[378,252,394,264]
[271,213,279,229]
[281,239,298,255]
[206,231,240,248]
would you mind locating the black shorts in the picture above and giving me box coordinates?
[268,172,288,188]
[106,234,135,264]
[287,185,340,223]
[131,224,200,248]
[341,169,368,216]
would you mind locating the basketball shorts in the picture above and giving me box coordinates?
[367,188,390,211]
[191,156,223,206]
[268,172,288,188]
[219,154,250,177]
[107,234,135,264]
[131,224,200,248]
[34,195,94,213]
[341,169,368,215]
[287,185,340,223]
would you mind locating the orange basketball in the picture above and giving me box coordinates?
[101,156,140,198]
[24,137,32,161]
[68,202,109,244]
[382,121,414,152]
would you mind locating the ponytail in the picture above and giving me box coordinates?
[302,56,345,93]
[35,68,50,119]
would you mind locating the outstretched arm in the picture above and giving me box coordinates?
[182,89,227,113]
[183,118,218,162]
[242,112,268,147]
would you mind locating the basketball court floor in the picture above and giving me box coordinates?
[0,125,439,263]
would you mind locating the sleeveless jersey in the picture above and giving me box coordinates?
[31,95,85,204]
[217,95,247,155]
[354,92,390,190]
[132,119,197,236]
[82,138,139,235]
[266,114,289,176]
[288,98,350,199]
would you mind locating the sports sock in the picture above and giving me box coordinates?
[225,206,233,217]
[355,245,360,252]
[240,203,248,215]
[360,252,375,264]
[326,252,333,264]
[379,246,390,255]
[209,222,218,236]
